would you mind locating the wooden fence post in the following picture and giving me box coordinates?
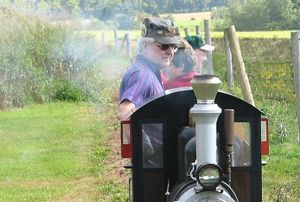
[114,28,119,49]
[291,31,300,143]
[224,25,255,106]
[224,31,234,94]
[204,20,213,75]
[0,92,5,110]
[101,32,105,45]
[125,33,132,58]
[195,25,200,35]
[184,28,189,36]
[120,33,132,59]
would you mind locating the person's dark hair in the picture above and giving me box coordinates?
[171,48,196,73]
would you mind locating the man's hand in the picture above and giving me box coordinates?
[118,100,136,121]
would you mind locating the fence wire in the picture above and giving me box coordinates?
[213,38,295,102]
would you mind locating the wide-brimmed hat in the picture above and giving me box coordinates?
[184,35,215,51]
[141,17,180,45]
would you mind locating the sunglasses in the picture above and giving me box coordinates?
[155,43,178,51]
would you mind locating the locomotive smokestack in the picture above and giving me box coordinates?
[191,74,221,103]
[190,75,221,168]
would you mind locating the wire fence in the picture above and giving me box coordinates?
[212,36,299,143]
[99,27,299,141]
[101,29,296,104]
[213,38,295,103]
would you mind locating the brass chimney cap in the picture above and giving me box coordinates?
[191,74,221,103]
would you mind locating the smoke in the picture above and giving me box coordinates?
[0,2,133,107]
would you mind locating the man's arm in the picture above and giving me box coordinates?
[118,100,136,121]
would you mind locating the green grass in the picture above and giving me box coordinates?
[82,16,294,42]
[174,19,205,30]
[85,29,294,46]
[0,103,90,177]
[262,142,300,201]
[212,30,294,39]
[0,102,124,201]
[0,91,298,202]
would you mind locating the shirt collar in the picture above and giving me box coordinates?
[136,54,162,82]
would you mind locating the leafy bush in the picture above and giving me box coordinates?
[0,6,39,107]
[164,14,175,21]
[257,99,297,144]
[213,0,299,31]
[53,80,86,102]
[0,6,109,108]
[113,12,139,30]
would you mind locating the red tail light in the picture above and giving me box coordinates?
[261,118,269,155]
[121,120,132,158]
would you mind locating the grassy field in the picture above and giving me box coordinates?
[81,11,294,42]
[0,98,298,202]
[160,11,211,21]
[262,144,300,201]
[0,102,127,201]
[86,29,293,46]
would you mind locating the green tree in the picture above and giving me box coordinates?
[264,0,296,29]
[292,0,300,8]
[231,0,267,30]
[226,0,298,30]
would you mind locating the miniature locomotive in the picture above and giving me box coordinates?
[120,75,269,202]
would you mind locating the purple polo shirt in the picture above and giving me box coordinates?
[119,55,165,108]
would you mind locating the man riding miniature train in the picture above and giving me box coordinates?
[118,17,180,121]
[118,17,215,121]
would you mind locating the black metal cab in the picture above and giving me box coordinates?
[125,87,264,202]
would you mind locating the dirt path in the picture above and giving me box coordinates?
[54,130,129,202]
[105,130,130,186]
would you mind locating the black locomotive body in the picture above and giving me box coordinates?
[120,75,268,202]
